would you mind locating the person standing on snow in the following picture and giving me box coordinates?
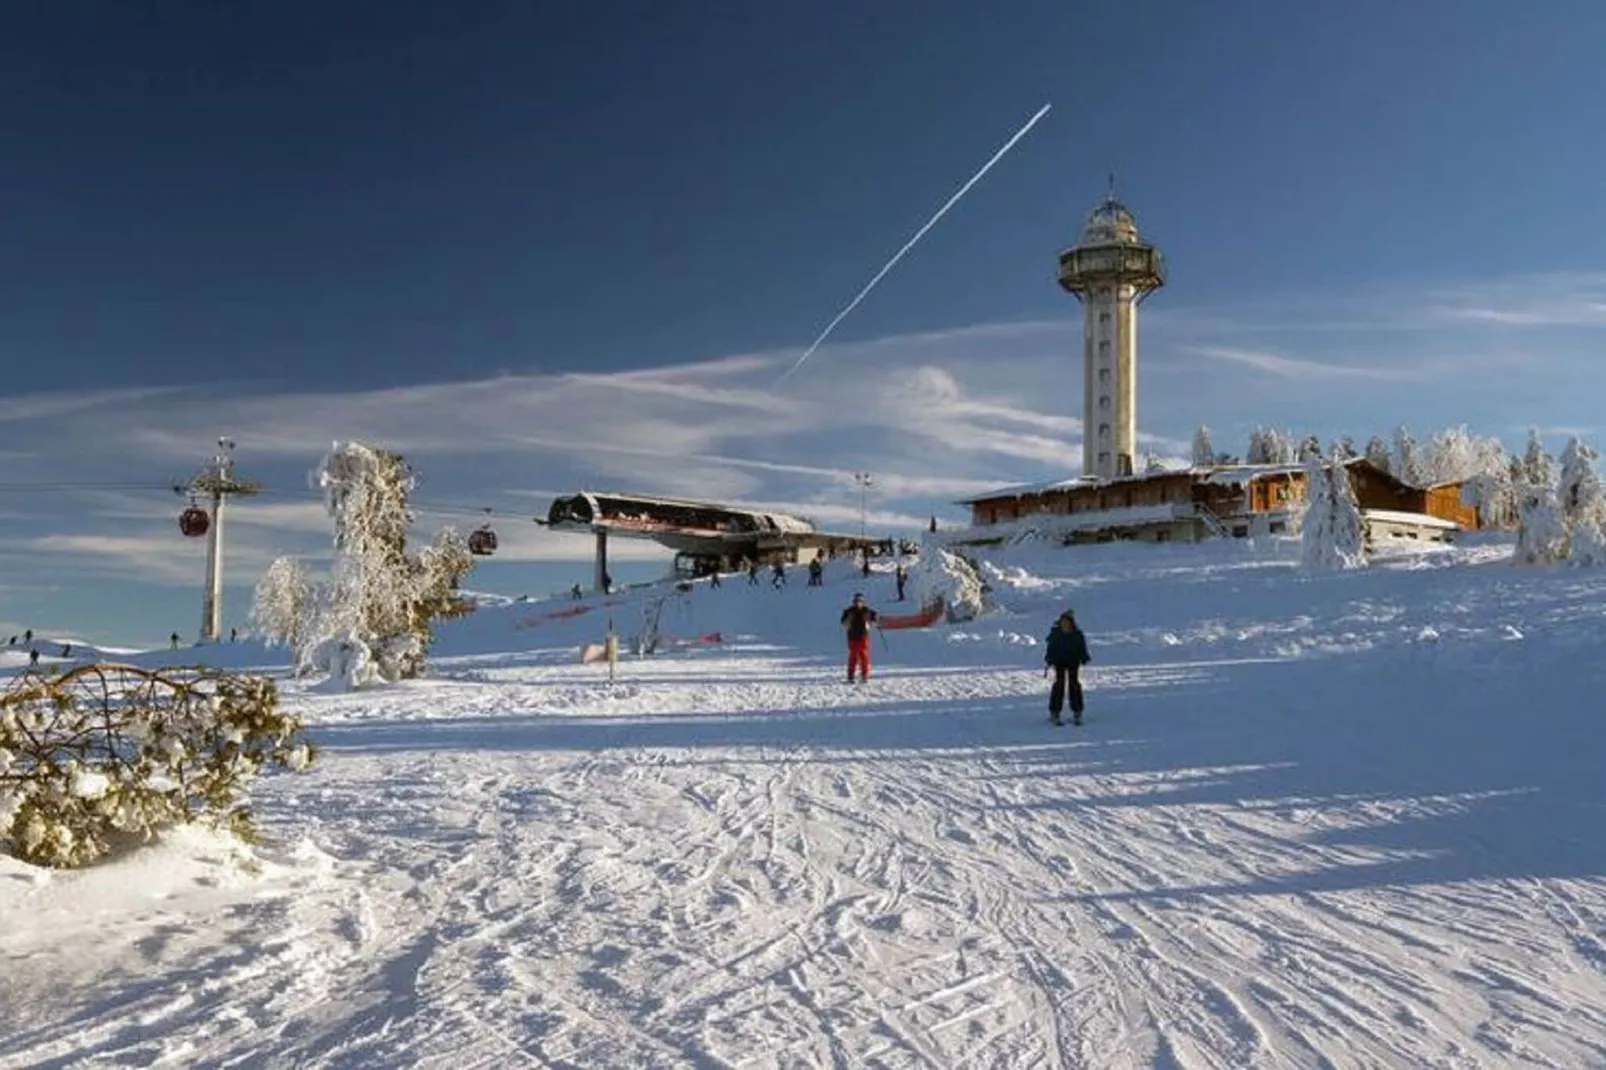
[808,556,823,587]
[894,565,907,601]
[1044,609,1091,726]
[840,592,879,684]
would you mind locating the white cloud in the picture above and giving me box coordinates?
[1186,345,1412,382]
[1428,274,1606,329]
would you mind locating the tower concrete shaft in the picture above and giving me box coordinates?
[1057,195,1165,479]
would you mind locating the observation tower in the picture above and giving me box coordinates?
[1057,186,1165,478]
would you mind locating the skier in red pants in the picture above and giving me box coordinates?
[840,592,879,683]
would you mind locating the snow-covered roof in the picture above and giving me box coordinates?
[958,459,1376,505]
[1361,508,1461,531]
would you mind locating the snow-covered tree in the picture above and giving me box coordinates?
[1557,437,1606,567]
[1297,434,1322,462]
[1557,437,1603,519]
[1392,425,1422,487]
[1300,451,1366,570]
[1459,435,1517,528]
[1191,425,1215,468]
[289,442,477,688]
[1335,436,1359,460]
[1521,427,1554,489]
[1364,435,1391,473]
[249,557,312,649]
[1419,425,1476,486]
[1,664,313,868]
[1513,482,1568,566]
[1247,426,1296,465]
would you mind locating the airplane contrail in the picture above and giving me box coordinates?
[773,102,1053,387]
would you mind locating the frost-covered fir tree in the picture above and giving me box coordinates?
[1459,434,1517,529]
[1521,427,1554,488]
[1297,434,1322,462]
[1513,481,1568,566]
[1419,425,1475,487]
[1247,426,1296,465]
[1392,425,1422,487]
[1299,451,1366,570]
[293,441,476,688]
[1364,435,1391,473]
[1191,425,1215,468]
[1335,436,1359,459]
[1557,437,1603,519]
[1557,436,1606,567]
[249,557,312,648]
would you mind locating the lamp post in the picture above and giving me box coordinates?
[853,471,873,537]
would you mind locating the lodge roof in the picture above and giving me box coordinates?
[955,457,1396,506]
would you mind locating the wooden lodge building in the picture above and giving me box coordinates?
[955,458,1480,548]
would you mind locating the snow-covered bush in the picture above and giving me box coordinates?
[1299,451,1366,570]
[249,556,313,648]
[909,535,985,622]
[0,664,314,868]
[270,442,476,689]
[1191,425,1215,467]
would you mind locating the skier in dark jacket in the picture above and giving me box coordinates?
[1044,609,1091,726]
[841,592,879,683]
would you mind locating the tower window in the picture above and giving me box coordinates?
[1098,396,1110,410]
[1098,340,1110,356]
[1099,312,1110,327]
[1098,423,1110,439]
[1098,368,1110,384]
[1098,451,1111,467]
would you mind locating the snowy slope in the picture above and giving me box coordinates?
[3,539,1606,1068]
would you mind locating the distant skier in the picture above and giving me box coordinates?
[708,568,721,588]
[807,556,823,587]
[571,583,583,600]
[841,592,879,684]
[170,632,180,650]
[747,560,760,586]
[860,554,871,578]
[23,629,32,644]
[1044,609,1091,726]
[60,643,72,658]
[929,515,938,534]
[894,565,907,602]
[229,627,238,643]
[602,571,613,595]
[771,560,786,588]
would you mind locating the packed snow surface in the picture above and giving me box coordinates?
[4,540,1605,1067]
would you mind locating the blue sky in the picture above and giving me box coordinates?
[3,1,1604,646]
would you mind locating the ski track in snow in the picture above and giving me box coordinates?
[4,541,1606,1067]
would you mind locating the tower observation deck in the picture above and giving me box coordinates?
[1057,193,1165,479]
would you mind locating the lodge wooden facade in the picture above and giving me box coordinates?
[958,459,1479,546]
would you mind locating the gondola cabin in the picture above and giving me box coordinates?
[179,506,210,538]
